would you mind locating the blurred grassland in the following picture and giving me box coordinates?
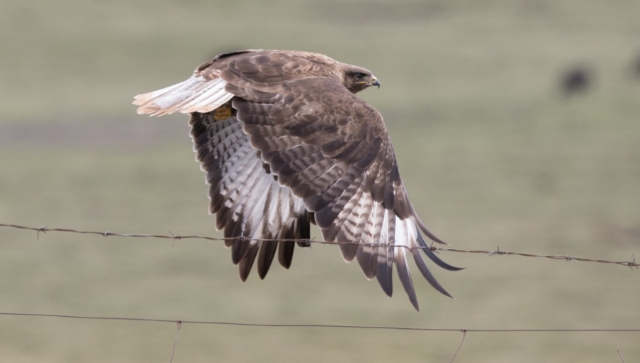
[0,0,639,362]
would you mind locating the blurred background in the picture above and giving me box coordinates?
[1,0,639,362]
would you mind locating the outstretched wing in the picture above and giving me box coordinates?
[227,76,460,311]
[134,50,460,310]
[189,109,311,281]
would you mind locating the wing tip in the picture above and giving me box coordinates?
[412,207,448,245]
[238,270,249,282]
[416,232,465,272]
[395,249,420,312]
[411,247,456,299]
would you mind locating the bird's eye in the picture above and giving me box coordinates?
[354,72,367,79]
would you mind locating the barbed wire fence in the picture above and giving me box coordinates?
[1,222,638,362]
[1,223,638,269]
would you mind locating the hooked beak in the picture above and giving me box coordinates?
[371,78,381,89]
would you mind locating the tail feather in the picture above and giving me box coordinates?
[134,76,233,115]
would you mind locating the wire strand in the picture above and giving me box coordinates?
[1,312,639,333]
[1,222,637,269]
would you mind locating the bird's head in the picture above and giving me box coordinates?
[341,64,380,94]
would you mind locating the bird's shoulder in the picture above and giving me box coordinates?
[195,49,345,84]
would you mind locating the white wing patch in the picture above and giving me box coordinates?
[134,76,233,116]
[333,186,426,309]
[190,112,310,281]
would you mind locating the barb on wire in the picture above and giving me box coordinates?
[1,223,638,269]
[489,247,502,256]
[1,312,639,333]
[36,225,46,240]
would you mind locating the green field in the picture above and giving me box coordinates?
[1,0,639,362]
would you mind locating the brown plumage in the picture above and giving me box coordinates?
[134,49,461,311]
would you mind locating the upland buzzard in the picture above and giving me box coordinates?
[134,49,461,310]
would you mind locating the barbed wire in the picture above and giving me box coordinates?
[1,223,638,361]
[1,222,637,269]
[1,312,639,333]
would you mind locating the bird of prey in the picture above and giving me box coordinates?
[133,49,461,310]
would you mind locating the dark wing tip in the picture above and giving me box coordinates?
[375,248,394,297]
[238,245,259,282]
[257,241,279,280]
[395,252,420,311]
[277,241,295,269]
[375,274,393,297]
[412,207,448,245]
[417,232,464,271]
[411,248,454,299]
